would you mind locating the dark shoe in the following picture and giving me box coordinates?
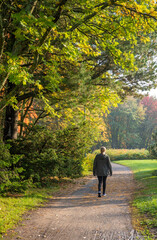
[98,193,101,197]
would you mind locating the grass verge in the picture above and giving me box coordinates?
[114,159,157,239]
[0,178,77,238]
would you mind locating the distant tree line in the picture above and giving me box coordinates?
[103,96,157,149]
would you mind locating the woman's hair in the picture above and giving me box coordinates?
[101,146,106,153]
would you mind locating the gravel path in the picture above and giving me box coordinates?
[4,163,144,240]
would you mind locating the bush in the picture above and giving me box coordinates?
[106,149,151,161]
[1,121,100,192]
[0,143,30,193]
[9,127,62,183]
[82,153,95,174]
[8,123,94,184]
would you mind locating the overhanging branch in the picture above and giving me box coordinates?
[114,3,157,21]
[69,2,111,32]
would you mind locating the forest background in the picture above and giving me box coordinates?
[0,0,157,193]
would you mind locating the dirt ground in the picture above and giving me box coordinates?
[3,163,145,240]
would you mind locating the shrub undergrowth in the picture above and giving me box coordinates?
[99,149,151,161]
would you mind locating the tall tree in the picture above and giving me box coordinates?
[106,96,145,149]
[149,131,157,158]
[140,96,157,148]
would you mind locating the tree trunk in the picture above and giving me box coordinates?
[0,111,4,141]
[3,81,18,141]
[3,105,18,141]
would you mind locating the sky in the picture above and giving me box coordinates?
[149,88,157,98]
[140,87,157,98]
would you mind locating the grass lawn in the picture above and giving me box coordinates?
[114,159,157,239]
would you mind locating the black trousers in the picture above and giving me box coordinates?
[97,176,107,194]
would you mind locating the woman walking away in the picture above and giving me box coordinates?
[93,147,112,198]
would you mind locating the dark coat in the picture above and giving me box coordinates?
[93,153,112,176]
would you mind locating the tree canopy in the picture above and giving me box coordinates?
[1,0,157,111]
[0,0,157,141]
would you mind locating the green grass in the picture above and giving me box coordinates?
[0,179,73,237]
[114,159,157,238]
